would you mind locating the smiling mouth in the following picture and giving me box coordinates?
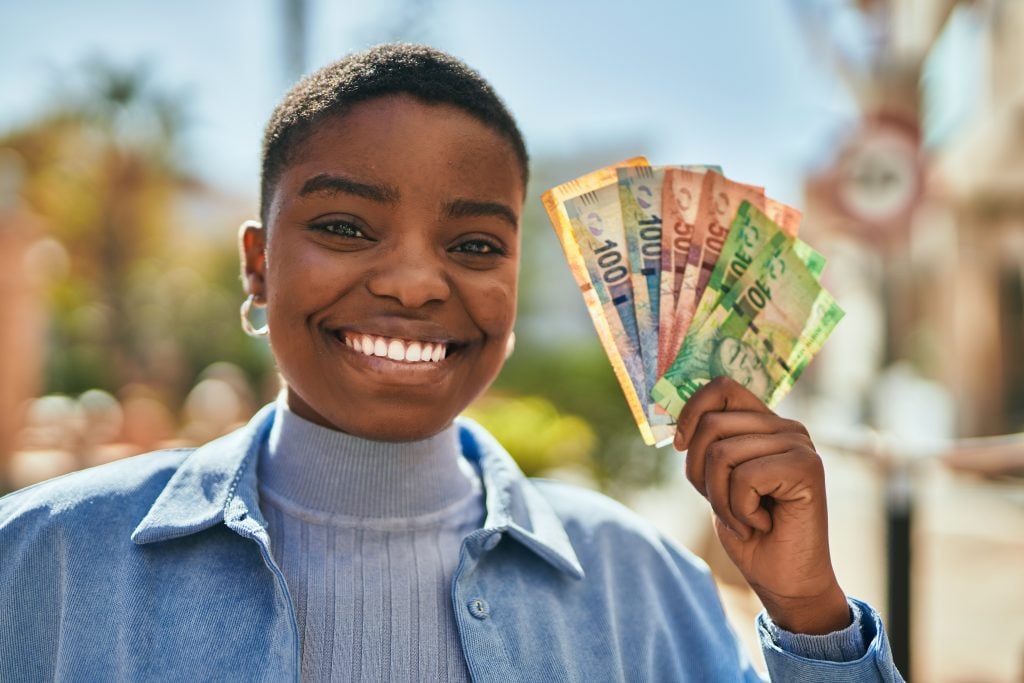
[336,332,460,364]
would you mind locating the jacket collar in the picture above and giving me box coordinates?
[131,403,583,580]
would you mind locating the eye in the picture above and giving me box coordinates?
[452,238,506,256]
[309,219,371,239]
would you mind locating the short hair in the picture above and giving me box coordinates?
[259,43,529,224]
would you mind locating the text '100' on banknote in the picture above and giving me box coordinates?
[542,161,843,447]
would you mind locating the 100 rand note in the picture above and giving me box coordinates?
[564,182,674,446]
[617,165,674,445]
[652,231,844,418]
[541,158,657,445]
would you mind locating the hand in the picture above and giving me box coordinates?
[674,377,850,635]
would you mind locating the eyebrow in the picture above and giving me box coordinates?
[444,199,519,230]
[299,173,400,204]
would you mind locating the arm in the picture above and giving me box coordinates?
[674,377,904,681]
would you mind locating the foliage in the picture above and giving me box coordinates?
[464,393,595,478]
[1,59,272,409]
[491,345,673,494]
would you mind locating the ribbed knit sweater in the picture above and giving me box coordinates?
[257,401,484,682]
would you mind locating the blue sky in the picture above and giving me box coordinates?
[0,0,861,207]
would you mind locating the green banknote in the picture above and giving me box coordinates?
[687,201,827,334]
[652,232,844,418]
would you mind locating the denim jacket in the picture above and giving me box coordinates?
[0,404,902,682]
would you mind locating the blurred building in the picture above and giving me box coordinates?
[794,3,1024,681]
[938,0,1024,436]
[803,0,1024,438]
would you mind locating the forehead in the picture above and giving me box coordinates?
[272,95,525,213]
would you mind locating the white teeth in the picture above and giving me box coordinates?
[345,333,449,363]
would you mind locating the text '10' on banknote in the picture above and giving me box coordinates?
[542,161,843,447]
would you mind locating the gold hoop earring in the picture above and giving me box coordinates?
[240,294,269,337]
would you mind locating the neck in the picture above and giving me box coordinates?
[258,398,477,518]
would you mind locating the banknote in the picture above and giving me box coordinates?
[687,172,767,309]
[541,158,657,445]
[618,166,664,414]
[765,197,803,232]
[544,160,842,448]
[668,172,765,375]
[658,166,717,377]
[564,189,644,358]
[687,200,817,334]
[652,233,845,418]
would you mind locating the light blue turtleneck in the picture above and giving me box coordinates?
[258,399,484,682]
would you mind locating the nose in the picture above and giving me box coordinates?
[365,244,452,308]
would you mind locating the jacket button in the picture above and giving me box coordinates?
[482,533,501,551]
[467,598,490,620]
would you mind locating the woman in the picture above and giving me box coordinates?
[0,44,902,681]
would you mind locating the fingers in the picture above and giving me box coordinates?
[703,434,800,536]
[675,377,772,451]
[727,448,822,539]
[684,411,810,497]
[675,377,820,542]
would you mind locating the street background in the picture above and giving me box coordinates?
[1,1,1022,679]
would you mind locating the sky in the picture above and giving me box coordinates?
[0,0,862,208]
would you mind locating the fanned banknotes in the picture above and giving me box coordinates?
[543,164,843,447]
[541,158,656,444]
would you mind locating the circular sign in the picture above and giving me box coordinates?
[833,116,923,237]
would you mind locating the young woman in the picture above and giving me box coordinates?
[0,44,902,681]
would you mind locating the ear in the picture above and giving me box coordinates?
[239,220,268,302]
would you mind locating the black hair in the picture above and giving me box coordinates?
[259,43,529,224]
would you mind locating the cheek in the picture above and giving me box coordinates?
[462,275,517,337]
[265,238,354,314]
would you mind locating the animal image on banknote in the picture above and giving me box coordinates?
[542,163,844,447]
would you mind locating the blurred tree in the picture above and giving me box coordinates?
[465,393,596,478]
[0,59,272,409]
[1,58,673,493]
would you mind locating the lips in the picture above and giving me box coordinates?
[342,332,448,363]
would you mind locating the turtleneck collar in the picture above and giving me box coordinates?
[257,397,478,519]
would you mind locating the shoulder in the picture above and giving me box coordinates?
[529,477,711,579]
[0,448,193,537]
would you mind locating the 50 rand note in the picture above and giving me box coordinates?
[657,166,720,377]
[670,172,765,376]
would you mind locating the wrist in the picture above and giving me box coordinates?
[758,583,851,635]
